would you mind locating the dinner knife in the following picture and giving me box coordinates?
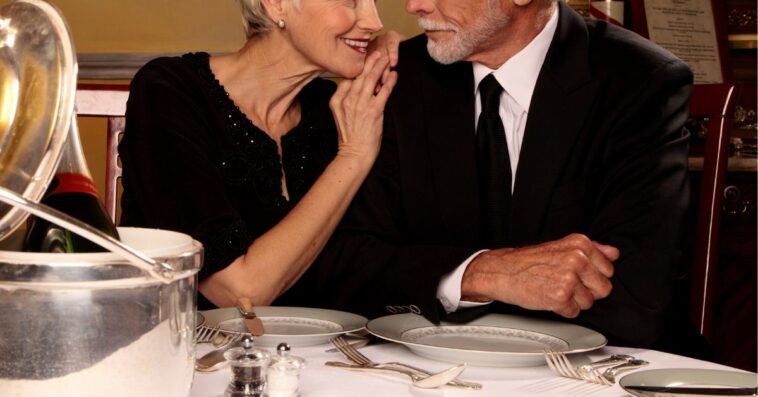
[237,298,265,336]
[623,385,758,396]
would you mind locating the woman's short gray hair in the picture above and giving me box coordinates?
[236,0,299,39]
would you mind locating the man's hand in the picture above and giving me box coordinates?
[461,234,619,318]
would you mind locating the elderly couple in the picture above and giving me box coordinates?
[120,0,703,357]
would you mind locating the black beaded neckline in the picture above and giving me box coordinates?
[180,52,333,210]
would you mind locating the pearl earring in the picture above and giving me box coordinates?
[276,19,285,29]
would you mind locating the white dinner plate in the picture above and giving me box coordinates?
[366,313,606,367]
[200,306,367,347]
[619,368,758,396]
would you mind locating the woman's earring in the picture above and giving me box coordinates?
[276,19,285,29]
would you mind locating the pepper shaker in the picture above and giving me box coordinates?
[223,336,270,397]
[266,343,305,397]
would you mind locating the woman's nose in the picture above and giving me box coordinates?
[358,1,383,32]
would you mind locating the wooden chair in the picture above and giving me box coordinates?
[688,83,737,339]
[74,84,129,222]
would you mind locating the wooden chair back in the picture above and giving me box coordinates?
[74,84,129,222]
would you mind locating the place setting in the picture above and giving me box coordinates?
[365,312,608,368]
[197,305,369,348]
[192,307,758,396]
[193,307,611,392]
[193,302,369,373]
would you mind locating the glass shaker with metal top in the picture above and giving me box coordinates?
[266,343,305,397]
[223,337,271,397]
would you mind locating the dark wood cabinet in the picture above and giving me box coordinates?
[689,168,757,372]
[689,77,756,372]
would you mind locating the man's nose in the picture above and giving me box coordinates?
[406,0,434,15]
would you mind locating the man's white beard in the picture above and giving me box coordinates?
[418,10,509,64]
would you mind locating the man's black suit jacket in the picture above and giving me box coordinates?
[289,2,695,350]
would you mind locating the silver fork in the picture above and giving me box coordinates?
[591,359,650,385]
[329,336,482,390]
[212,331,242,347]
[577,354,633,378]
[194,325,221,344]
[544,349,607,385]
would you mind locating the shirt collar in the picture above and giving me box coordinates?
[473,3,559,113]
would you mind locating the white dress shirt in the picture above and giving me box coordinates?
[436,4,560,313]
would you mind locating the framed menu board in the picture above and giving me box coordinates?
[630,0,732,84]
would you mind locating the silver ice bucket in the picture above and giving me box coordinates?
[0,227,202,397]
[0,1,204,396]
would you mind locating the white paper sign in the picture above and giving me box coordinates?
[644,0,723,84]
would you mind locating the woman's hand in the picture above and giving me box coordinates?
[368,30,404,83]
[329,51,398,163]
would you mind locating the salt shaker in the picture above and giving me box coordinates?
[223,336,270,397]
[266,343,305,397]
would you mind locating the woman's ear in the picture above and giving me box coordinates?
[260,0,285,22]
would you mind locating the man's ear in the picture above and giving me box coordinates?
[513,0,533,6]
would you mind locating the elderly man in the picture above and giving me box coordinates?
[292,0,698,352]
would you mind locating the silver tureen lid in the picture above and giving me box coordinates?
[0,0,77,239]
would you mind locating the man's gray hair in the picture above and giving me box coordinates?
[236,0,300,39]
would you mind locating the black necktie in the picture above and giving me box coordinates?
[476,74,511,247]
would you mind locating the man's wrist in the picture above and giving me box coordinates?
[461,252,494,302]
[436,250,488,312]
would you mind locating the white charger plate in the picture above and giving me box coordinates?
[619,368,758,396]
[367,313,606,367]
[200,306,367,347]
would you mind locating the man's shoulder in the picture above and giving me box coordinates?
[584,20,691,79]
[397,34,433,70]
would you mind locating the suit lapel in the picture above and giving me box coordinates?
[510,2,599,244]
[423,59,479,244]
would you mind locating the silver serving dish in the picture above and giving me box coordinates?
[0,0,76,239]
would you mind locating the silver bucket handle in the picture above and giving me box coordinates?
[0,186,175,283]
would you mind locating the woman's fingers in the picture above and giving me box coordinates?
[386,31,402,67]
[367,30,404,68]
[329,79,353,143]
[352,52,390,100]
[373,70,397,104]
[330,50,397,153]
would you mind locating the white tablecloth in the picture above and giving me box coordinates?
[190,342,741,397]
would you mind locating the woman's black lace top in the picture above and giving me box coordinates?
[119,52,338,302]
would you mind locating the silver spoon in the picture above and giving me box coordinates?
[195,337,245,372]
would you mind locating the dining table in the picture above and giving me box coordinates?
[190,341,750,397]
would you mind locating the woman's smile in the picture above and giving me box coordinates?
[340,37,370,54]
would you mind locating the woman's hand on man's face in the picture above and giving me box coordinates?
[329,51,398,163]
[367,30,404,84]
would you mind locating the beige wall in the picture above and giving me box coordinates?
[51,0,421,53]
[50,0,421,203]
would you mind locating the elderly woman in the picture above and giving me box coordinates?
[119,0,397,309]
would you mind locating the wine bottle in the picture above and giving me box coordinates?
[23,115,120,253]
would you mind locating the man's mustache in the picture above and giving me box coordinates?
[417,18,459,33]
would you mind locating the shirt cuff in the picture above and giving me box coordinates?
[436,249,493,313]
